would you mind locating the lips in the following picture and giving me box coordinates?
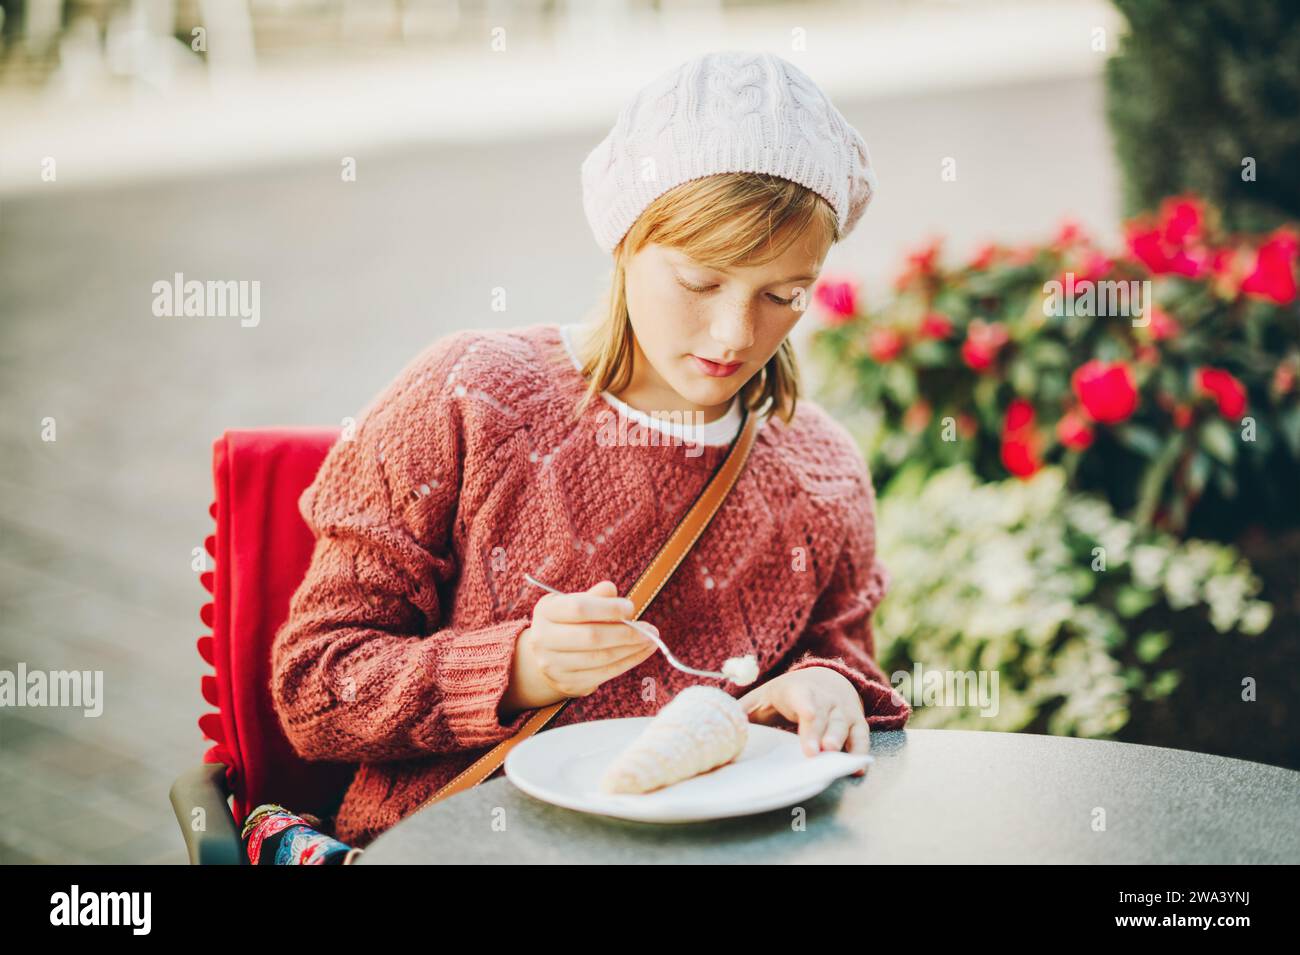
[691,355,744,378]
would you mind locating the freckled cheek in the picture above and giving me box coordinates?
[661,297,710,348]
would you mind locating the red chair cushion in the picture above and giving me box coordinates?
[200,428,356,825]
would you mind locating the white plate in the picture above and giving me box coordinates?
[504,716,874,823]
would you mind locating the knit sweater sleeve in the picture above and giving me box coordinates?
[269,332,537,764]
[784,474,912,731]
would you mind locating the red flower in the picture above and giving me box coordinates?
[1000,437,1041,477]
[1056,410,1094,450]
[1126,225,1171,274]
[1172,404,1194,430]
[1240,228,1299,305]
[1210,246,1239,278]
[1000,398,1042,478]
[1124,195,1211,278]
[1273,363,1296,397]
[1195,367,1248,421]
[1076,251,1113,284]
[867,327,905,363]
[968,243,1000,270]
[1071,360,1139,424]
[1146,305,1180,341]
[1005,397,1035,431]
[1052,219,1088,249]
[814,278,859,323]
[960,319,1009,373]
[918,312,953,339]
[1167,246,1210,278]
[1006,244,1038,266]
[903,399,932,434]
[1159,197,1205,246]
[1129,227,1208,276]
[893,238,943,290]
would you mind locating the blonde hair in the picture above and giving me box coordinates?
[556,172,839,430]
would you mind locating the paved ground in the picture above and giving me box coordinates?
[0,74,1118,863]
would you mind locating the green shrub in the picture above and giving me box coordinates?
[1105,0,1300,232]
[873,464,1271,737]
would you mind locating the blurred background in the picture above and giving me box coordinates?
[1,0,1296,863]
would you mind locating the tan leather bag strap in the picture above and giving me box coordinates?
[417,406,761,811]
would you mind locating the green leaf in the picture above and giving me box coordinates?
[1032,340,1071,367]
[1010,358,1037,394]
[1143,670,1182,700]
[1214,465,1239,498]
[910,340,947,367]
[1117,585,1158,618]
[1279,405,1300,459]
[1134,431,1187,528]
[1186,450,1211,497]
[1135,630,1171,663]
[1117,424,1164,458]
[883,358,915,402]
[1200,418,1238,465]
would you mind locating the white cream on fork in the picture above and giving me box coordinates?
[523,572,759,686]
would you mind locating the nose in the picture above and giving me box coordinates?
[708,300,756,358]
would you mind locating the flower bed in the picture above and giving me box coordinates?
[810,196,1300,539]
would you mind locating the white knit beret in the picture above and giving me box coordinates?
[581,49,878,256]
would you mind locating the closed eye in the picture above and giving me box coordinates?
[676,277,794,307]
[676,277,716,294]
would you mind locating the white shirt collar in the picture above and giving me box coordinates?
[558,323,743,446]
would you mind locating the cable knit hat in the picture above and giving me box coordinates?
[581,49,878,256]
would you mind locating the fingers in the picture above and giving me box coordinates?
[820,710,851,753]
[847,720,871,776]
[738,672,873,768]
[769,686,821,758]
[539,641,657,696]
[547,631,655,666]
[539,592,635,625]
[846,719,871,755]
[778,685,866,760]
[541,620,654,652]
[566,640,658,676]
[537,583,635,626]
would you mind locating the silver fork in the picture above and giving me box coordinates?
[523,571,735,681]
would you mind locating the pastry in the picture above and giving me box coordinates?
[600,685,749,794]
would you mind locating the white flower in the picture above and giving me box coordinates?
[1240,601,1273,635]
[1130,544,1168,590]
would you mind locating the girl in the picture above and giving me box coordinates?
[270,49,911,850]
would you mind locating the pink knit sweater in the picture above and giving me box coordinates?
[270,322,910,847]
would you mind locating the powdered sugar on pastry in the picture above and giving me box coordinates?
[600,685,749,794]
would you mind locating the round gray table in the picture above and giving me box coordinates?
[357,729,1300,863]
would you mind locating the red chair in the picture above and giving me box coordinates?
[169,428,356,864]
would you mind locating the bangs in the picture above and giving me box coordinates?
[633,173,838,271]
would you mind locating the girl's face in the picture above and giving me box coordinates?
[619,234,831,420]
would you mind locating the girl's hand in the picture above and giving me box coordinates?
[737,667,870,774]
[500,580,657,716]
